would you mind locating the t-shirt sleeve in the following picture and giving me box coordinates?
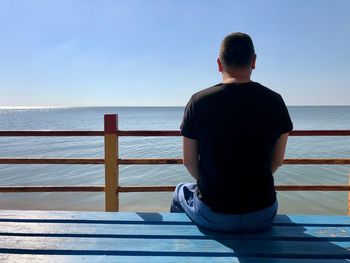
[180,96,198,139]
[277,95,293,134]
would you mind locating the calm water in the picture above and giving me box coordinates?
[0,106,349,214]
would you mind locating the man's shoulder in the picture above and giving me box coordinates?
[254,82,280,96]
[191,83,224,101]
[254,82,282,99]
[191,81,282,102]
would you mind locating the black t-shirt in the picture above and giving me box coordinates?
[181,81,293,214]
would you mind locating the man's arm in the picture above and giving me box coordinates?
[271,132,289,174]
[183,136,199,180]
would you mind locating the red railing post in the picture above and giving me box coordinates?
[104,114,119,212]
[348,175,350,216]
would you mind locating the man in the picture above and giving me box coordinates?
[170,32,293,232]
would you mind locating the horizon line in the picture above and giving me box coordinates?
[1,104,350,109]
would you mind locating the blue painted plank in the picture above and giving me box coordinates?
[274,215,350,226]
[1,211,350,226]
[1,236,350,258]
[0,254,238,263]
[1,211,350,261]
[0,210,193,223]
[1,222,350,239]
[0,254,348,263]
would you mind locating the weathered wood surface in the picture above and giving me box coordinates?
[0,186,104,192]
[0,158,104,164]
[1,157,350,165]
[119,185,350,192]
[104,114,119,211]
[2,185,350,193]
[283,158,350,165]
[0,131,104,136]
[0,211,350,262]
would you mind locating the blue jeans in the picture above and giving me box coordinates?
[170,182,278,233]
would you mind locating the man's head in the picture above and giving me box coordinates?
[218,32,256,74]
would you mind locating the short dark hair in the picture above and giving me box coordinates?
[219,32,255,69]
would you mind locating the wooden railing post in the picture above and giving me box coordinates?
[348,175,350,216]
[104,114,119,212]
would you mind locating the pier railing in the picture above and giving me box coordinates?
[0,114,350,213]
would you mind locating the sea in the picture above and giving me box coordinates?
[0,106,349,214]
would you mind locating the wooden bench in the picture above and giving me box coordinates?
[0,210,350,262]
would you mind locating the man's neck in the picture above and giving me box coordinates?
[222,71,251,84]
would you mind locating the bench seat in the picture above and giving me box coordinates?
[1,210,350,262]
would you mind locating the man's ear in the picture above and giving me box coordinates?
[217,58,223,72]
[251,54,257,70]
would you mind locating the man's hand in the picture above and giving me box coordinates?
[183,136,199,180]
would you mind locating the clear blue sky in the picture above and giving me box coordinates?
[0,0,349,106]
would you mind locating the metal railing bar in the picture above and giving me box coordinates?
[0,186,104,192]
[1,185,350,193]
[0,131,104,136]
[1,130,350,137]
[1,158,350,165]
